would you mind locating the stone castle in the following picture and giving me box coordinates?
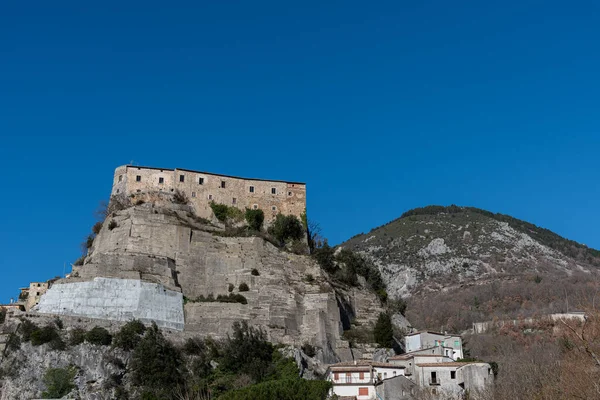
[111,165,307,222]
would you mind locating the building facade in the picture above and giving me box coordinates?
[111,165,306,223]
[405,331,464,360]
[327,361,406,400]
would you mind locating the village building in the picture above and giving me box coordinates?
[18,282,49,311]
[404,331,464,360]
[327,361,408,399]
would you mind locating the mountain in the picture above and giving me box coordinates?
[341,205,600,332]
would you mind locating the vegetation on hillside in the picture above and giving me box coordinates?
[3,318,330,399]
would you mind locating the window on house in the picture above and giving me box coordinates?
[431,371,437,384]
[192,192,196,198]
[451,371,456,379]
[232,198,236,204]
[208,194,213,200]
[334,372,339,381]
[136,175,141,182]
[359,372,364,380]
[179,175,185,182]
[159,177,164,184]
[249,186,254,193]
[393,371,397,376]
[455,340,460,347]
[358,388,369,396]
[271,188,276,194]
[199,177,204,185]
[221,181,226,188]
[118,175,122,182]
[345,373,352,383]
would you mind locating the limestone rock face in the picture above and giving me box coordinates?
[54,204,382,359]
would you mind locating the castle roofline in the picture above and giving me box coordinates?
[121,165,306,185]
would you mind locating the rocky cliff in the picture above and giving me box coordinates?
[43,198,384,361]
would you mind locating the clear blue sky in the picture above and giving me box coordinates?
[1,1,599,302]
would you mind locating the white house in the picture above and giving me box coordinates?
[404,331,464,360]
[327,361,406,400]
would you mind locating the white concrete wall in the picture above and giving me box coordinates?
[331,384,375,399]
[35,277,184,330]
[374,366,405,380]
[405,334,421,352]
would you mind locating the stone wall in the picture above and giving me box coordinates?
[111,165,306,223]
[35,277,184,330]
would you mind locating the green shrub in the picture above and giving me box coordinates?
[239,282,249,292]
[113,319,146,351]
[313,243,336,273]
[41,366,77,399]
[7,333,21,351]
[85,326,112,346]
[389,298,407,316]
[210,202,229,222]
[54,317,64,330]
[130,323,184,397]
[221,321,274,382]
[245,208,265,231]
[251,268,260,276]
[73,256,85,266]
[69,328,87,346]
[108,220,118,230]
[269,214,304,245]
[374,312,394,348]
[20,319,38,342]
[216,293,248,305]
[86,234,96,249]
[92,221,103,235]
[218,378,332,400]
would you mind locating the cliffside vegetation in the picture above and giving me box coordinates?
[1,318,330,400]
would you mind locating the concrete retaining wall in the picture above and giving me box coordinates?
[35,277,184,330]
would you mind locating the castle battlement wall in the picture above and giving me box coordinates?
[111,165,306,222]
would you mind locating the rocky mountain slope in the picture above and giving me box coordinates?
[342,205,600,331]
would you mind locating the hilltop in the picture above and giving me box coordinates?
[341,205,600,331]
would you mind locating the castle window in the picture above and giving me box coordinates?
[451,371,456,379]
[136,175,141,182]
[192,192,196,198]
[288,191,292,196]
[220,181,226,188]
[159,177,164,184]
[253,204,258,210]
[271,188,276,195]
[116,189,120,193]
[118,175,122,182]
[272,206,277,211]
[232,198,236,204]
[199,177,204,185]
[208,194,213,200]
[179,175,185,182]
[249,186,255,193]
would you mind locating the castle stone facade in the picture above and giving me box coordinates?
[111,165,306,222]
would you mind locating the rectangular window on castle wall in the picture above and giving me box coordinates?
[192,192,196,198]
[221,181,226,188]
[136,175,141,182]
[249,186,254,193]
[118,175,122,182]
[199,177,204,185]
[271,188,276,194]
[159,177,164,184]
[451,371,456,379]
[208,194,213,200]
[232,198,236,204]
[179,175,185,182]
